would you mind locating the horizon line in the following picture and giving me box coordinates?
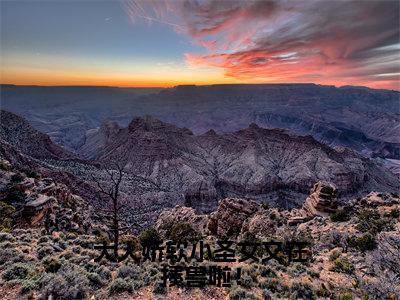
[1,82,399,92]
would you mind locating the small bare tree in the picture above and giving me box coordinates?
[91,161,126,257]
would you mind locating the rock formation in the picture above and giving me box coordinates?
[3,84,399,160]
[2,110,399,216]
[78,115,399,212]
[302,181,339,217]
[208,198,259,238]
[155,206,209,237]
[0,110,75,160]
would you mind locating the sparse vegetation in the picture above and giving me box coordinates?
[166,222,201,243]
[37,244,55,259]
[0,201,15,232]
[3,187,25,205]
[0,160,11,171]
[389,208,399,218]
[152,281,167,294]
[43,258,62,273]
[330,256,354,274]
[330,209,350,222]
[10,173,24,183]
[290,282,316,300]
[109,278,133,295]
[337,291,353,300]
[139,227,161,246]
[117,264,140,280]
[356,209,393,234]
[0,160,398,300]
[329,250,341,261]
[348,233,376,252]
[229,286,258,300]
[21,168,40,179]
[239,273,254,289]
[39,265,89,299]
[2,263,31,281]
[87,272,104,288]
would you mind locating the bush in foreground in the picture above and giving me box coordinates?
[2,263,32,281]
[330,257,354,274]
[139,227,161,246]
[166,222,201,243]
[109,278,133,295]
[348,233,376,252]
[39,264,89,300]
[330,209,350,222]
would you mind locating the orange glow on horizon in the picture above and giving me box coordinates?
[0,68,239,88]
[1,64,398,90]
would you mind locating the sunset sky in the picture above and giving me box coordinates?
[1,0,399,90]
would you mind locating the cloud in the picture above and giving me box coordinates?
[123,0,400,89]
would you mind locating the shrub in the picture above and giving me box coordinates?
[321,230,348,251]
[356,209,392,234]
[307,269,320,278]
[43,258,62,273]
[259,266,277,278]
[239,274,254,289]
[166,222,201,243]
[0,202,15,232]
[117,265,140,280]
[262,289,273,300]
[39,265,89,300]
[75,234,96,248]
[139,227,161,246]
[87,272,104,288]
[0,232,15,243]
[290,282,316,300]
[21,168,40,179]
[330,257,354,274]
[37,245,54,259]
[0,160,11,171]
[330,209,350,222]
[109,278,133,294]
[0,248,25,266]
[329,250,341,261]
[389,208,399,218]
[144,265,159,277]
[71,246,81,254]
[4,187,25,205]
[262,278,282,293]
[95,265,112,281]
[65,232,77,240]
[38,236,51,244]
[2,263,31,281]
[316,284,331,297]
[20,278,40,294]
[59,250,74,260]
[19,234,32,243]
[152,281,167,294]
[261,202,270,210]
[11,173,24,183]
[229,287,258,300]
[337,291,353,300]
[348,233,376,252]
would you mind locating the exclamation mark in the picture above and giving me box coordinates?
[236,267,241,285]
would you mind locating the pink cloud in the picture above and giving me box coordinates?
[123,0,400,90]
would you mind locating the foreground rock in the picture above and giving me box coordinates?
[155,206,209,237]
[0,159,92,233]
[208,198,260,238]
[302,181,339,217]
